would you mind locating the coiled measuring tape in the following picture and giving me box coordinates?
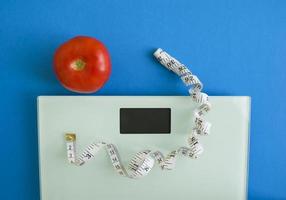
[65,48,211,179]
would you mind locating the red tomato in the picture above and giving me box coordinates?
[53,36,111,93]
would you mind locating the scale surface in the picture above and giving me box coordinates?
[38,96,250,200]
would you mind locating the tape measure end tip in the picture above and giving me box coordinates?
[65,133,76,141]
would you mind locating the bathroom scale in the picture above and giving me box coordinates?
[37,96,251,200]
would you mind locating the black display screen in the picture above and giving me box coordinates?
[120,108,171,134]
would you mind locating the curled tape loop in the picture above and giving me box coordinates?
[65,48,212,179]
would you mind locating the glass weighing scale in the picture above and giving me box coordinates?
[38,95,250,200]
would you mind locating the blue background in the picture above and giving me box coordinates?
[0,0,286,199]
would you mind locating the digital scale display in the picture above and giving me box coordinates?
[120,108,171,134]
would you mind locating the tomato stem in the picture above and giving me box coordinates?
[71,59,86,71]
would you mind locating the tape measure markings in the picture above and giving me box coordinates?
[64,48,212,179]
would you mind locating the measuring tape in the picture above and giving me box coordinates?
[65,48,211,179]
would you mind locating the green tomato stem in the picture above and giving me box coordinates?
[71,59,86,71]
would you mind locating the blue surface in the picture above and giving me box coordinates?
[0,0,286,199]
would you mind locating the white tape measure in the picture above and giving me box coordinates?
[65,48,211,179]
